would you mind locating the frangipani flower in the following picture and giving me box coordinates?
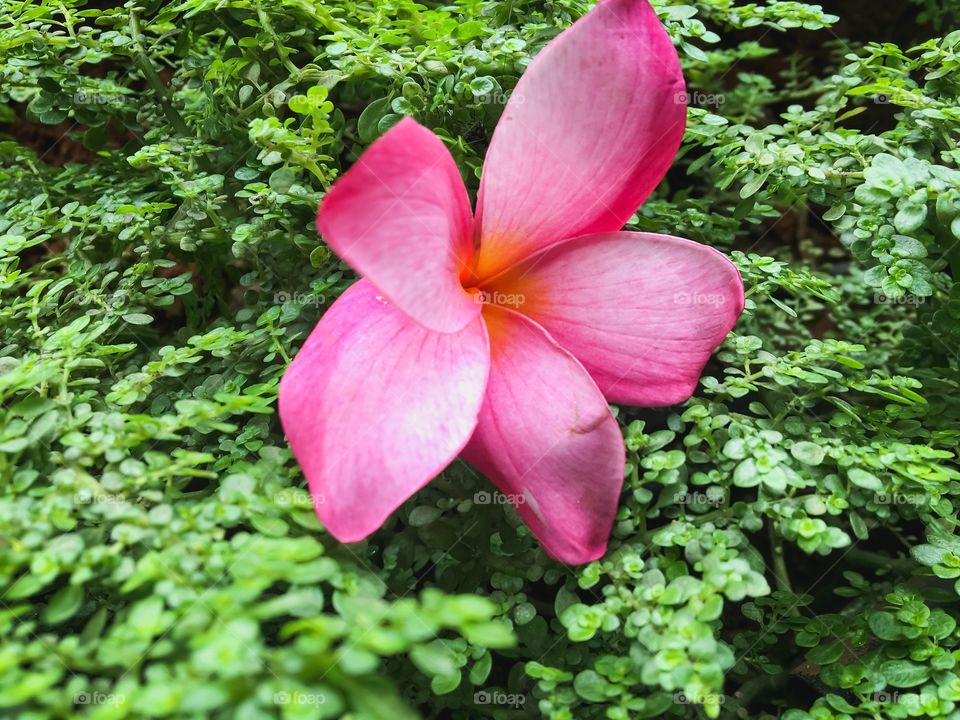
[279,0,744,564]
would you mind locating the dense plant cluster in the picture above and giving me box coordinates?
[3,0,960,718]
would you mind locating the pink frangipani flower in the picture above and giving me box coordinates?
[279,0,744,564]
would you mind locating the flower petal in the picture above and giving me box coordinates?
[473,0,686,278]
[278,279,490,542]
[317,117,479,332]
[484,231,744,406]
[462,306,624,564]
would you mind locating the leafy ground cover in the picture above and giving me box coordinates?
[2,0,960,718]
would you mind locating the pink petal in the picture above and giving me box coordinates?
[462,307,625,564]
[483,232,744,406]
[278,280,490,542]
[317,117,479,333]
[473,0,686,279]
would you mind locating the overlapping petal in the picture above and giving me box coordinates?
[278,280,490,542]
[281,0,739,564]
[317,117,479,332]
[472,0,686,278]
[482,231,744,406]
[461,306,625,564]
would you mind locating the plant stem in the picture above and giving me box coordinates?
[845,548,915,574]
[721,671,788,720]
[129,8,192,138]
[768,521,797,612]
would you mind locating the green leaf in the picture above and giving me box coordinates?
[42,584,84,624]
[894,197,928,233]
[573,670,610,702]
[823,203,846,221]
[357,96,393,143]
[469,76,497,96]
[410,643,457,677]
[343,677,418,720]
[430,671,461,695]
[469,652,492,685]
[269,167,296,193]
[911,544,947,565]
[806,641,844,665]
[463,622,515,649]
[408,506,441,527]
[791,441,825,466]
[847,468,883,491]
[881,659,930,688]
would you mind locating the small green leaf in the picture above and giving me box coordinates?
[848,468,883,491]
[122,313,153,325]
[411,642,457,677]
[358,96,393,143]
[881,659,930,688]
[791,441,825,466]
[573,670,610,702]
[43,584,84,624]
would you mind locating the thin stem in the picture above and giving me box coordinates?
[845,548,915,574]
[257,5,300,76]
[768,521,797,611]
[129,8,195,140]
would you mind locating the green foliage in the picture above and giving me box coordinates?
[2,0,960,718]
